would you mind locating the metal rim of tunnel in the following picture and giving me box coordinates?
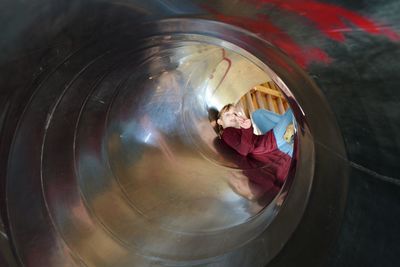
[105,17,347,264]
[4,17,348,267]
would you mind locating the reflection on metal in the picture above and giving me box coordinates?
[0,224,18,267]
[255,91,266,110]
[277,98,285,114]
[245,92,255,115]
[3,16,326,267]
[239,82,290,118]
[206,48,271,110]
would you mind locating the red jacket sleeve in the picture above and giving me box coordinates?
[222,126,254,156]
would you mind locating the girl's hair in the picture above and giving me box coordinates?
[215,103,235,137]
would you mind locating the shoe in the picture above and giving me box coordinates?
[284,123,295,143]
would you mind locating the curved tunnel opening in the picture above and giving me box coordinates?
[77,33,301,260]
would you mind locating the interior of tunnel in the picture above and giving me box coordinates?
[0,1,399,267]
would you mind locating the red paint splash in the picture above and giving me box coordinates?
[252,0,400,42]
[203,5,331,67]
[214,49,232,90]
[202,0,400,68]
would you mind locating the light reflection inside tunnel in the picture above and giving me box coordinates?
[106,41,298,233]
[144,132,152,143]
[74,35,299,264]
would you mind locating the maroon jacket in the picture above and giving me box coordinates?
[221,126,292,184]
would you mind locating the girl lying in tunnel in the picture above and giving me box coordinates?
[213,136,288,206]
[216,103,295,184]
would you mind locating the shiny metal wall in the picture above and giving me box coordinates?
[0,1,399,267]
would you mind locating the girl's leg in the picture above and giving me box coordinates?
[252,109,282,134]
[272,109,294,155]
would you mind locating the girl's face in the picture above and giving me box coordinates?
[218,107,240,129]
